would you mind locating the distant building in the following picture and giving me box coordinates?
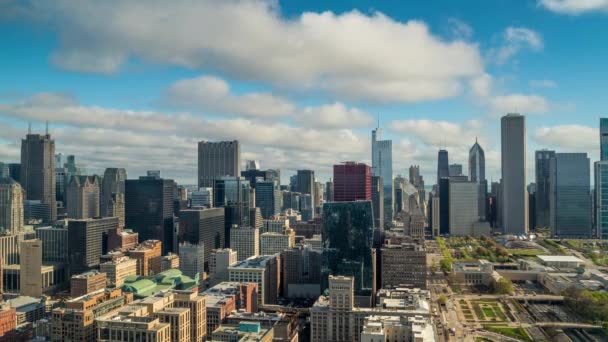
[209,249,238,284]
[99,256,137,287]
[371,176,384,229]
[35,226,68,263]
[333,162,372,202]
[448,163,463,177]
[436,149,449,185]
[372,127,393,227]
[213,177,250,248]
[129,240,162,276]
[179,242,205,283]
[601,118,608,161]
[191,187,212,207]
[0,177,24,235]
[325,180,334,202]
[178,207,225,268]
[595,160,608,239]
[20,133,57,222]
[161,253,180,272]
[19,239,43,297]
[198,140,241,188]
[469,139,487,220]
[255,179,280,219]
[281,246,322,298]
[100,168,127,219]
[66,175,100,219]
[501,114,528,234]
[230,226,259,261]
[68,217,119,274]
[535,150,555,229]
[229,255,280,305]
[70,270,107,297]
[381,237,426,289]
[260,230,295,255]
[448,179,482,236]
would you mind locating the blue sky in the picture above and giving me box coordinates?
[0,0,607,184]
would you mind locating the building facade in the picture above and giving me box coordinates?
[68,217,119,274]
[0,178,24,235]
[535,150,556,229]
[230,226,259,261]
[20,133,57,222]
[198,140,241,188]
[66,175,100,219]
[333,162,372,202]
[501,114,528,234]
[372,127,393,227]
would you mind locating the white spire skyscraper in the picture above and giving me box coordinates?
[469,138,487,219]
[371,122,393,228]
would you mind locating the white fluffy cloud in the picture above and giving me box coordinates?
[489,94,550,114]
[488,27,543,64]
[390,119,484,148]
[3,0,484,103]
[540,0,608,14]
[534,125,598,150]
[295,102,374,129]
[165,75,295,118]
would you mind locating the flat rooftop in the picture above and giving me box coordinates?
[537,255,583,263]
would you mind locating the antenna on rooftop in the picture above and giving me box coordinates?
[28,122,31,134]
[45,121,49,135]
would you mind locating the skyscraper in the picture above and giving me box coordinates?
[101,168,127,217]
[66,175,100,219]
[321,201,375,306]
[501,114,528,235]
[20,239,42,297]
[535,150,555,229]
[371,126,393,227]
[68,217,119,274]
[296,170,315,199]
[595,161,608,239]
[178,207,225,269]
[437,149,449,185]
[371,176,384,229]
[0,177,24,235]
[469,139,487,219]
[601,118,608,161]
[255,179,280,219]
[20,133,56,222]
[198,140,241,188]
[448,163,463,177]
[333,162,371,202]
[179,242,205,283]
[549,153,591,238]
[325,180,334,202]
[125,175,176,254]
[213,176,251,247]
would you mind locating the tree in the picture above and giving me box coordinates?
[493,277,514,295]
[440,259,452,273]
[438,294,448,305]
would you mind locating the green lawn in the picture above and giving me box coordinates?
[483,324,533,342]
[482,307,496,318]
[508,249,545,257]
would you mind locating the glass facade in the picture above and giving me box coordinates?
[321,201,374,298]
[595,161,608,239]
[601,118,608,161]
[213,176,251,247]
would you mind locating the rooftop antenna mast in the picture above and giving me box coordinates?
[28,122,31,134]
[45,121,49,135]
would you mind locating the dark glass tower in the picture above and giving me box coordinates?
[321,201,375,304]
[20,133,56,222]
[601,118,608,161]
[213,176,250,247]
[535,150,555,229]
[437,149,449,185]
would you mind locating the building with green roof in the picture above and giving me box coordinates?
[122,268,199,298]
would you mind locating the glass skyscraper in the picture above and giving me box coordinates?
[601,118,608,161]
[535,150,555,229]
[595,161,608,239]
[371,127,393,228]
[321,201,375,303]
[213,176,251,247]
[437,149,449,185]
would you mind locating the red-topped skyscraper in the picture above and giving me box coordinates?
[333,162,371,202]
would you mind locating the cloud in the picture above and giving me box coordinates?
[295,102,374,129]
[165,75,295,118]
[3,0,484,103]
[539,0,608,15]
[529,79,557,88]
[488,27,543,64]
[390,119,483,148]
[489,94,550,114]
[447,18,473,40]
[534,125,598,150]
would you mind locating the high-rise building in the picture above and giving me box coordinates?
[380,237,426,289]
[436,149,449,185]
[209,248,238,284]
[595,161,608,239]
[501,114,528,235]
[230,226,259,261]
[372,126,393,227]
[68,217,119,274]
[125,175,176,254]
[0,177,24,235]
[66,175,100,219]
[535,150,555,229]
[20,239,42,297]
[260,230,295,255]
[325,180,334,202]
[179,242,205,283]
[35,226,68,263]
[101,168,127,218]
[178,207,225,269]
[448,179,485,236]
[469,139,487,219]
[8,164,20,184]
[371,176,384,229]
[601,118,608,161]
[20,133,57,222]
[322,201,375,306]
[255,179,280,219]
[213,176,250,248]
[448,163,463,177]
[106,193,125,229]
[438,178,450,235]
[333,162,372,202]
[229,255,280,305]
[549,153,591,238]
[280,245,322,298]
[296,170,315,211]
[198,140,241,188]
[191,187,212,207]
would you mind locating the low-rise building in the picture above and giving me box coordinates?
[121,269,199,299]
[229,255,280,305]
[99,256,138,288]
[211,321,274,342]
[537,255,584,269]
[450,260,501,286]
[360,315,435,342]
[205,282,258,313]
[70,270,107,297]
[128,240,162,276]
[161,253,180,272]
[381,237,426,289]
[260,230,295,255]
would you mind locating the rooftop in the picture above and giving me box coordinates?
[230,255,276,269]
[537,255,583,263]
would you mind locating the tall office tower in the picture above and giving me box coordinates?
[325,180,334,202]
[371,176,384,229]
[36,226,68,263]
[178,207,225,269]
[281,191,300,211]
[68,217,119,274]
[289,175,297,192]
[549,153,592,238]
[380,237,426,289]
[372,126,393,227]
[438,178,450,235]
[409,165,420,186]
[299,194,314,221]
[20,239,43,297]
[106,193,125,229]
[280,246,322,297]
[601,118,608,161]
[55,166,67,204]
[322,201,375,307]
[0,162,8,178]
[101,168,127,218]
[296,170,315,202]
[501,114,528,235]
[125,175,176,254]
[333,162,371,202]
[64,155,77,174]
[528,183,536,230]
[8,163,21,183]
[0,177,24,235]
[20,132,57,222]
[255,180,280,219]
[66,175,100,219]
[436,149,449,185]
[448,179,486,236]
[535,150,555,229]
[198,140,241,188]
[595,161,608,239]
[469,139,488,220]
[191,188,213,207]
[179,242,205,282]
[230,226,259,261]
[213,176,250,248]
[241,168,279,189]
[314,181,324,208]
[249,207,263,230]
[448,163,463,177]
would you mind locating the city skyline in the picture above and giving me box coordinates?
[0,1,607,184]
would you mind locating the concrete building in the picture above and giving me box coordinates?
[99,256,138,287]
[381,238,426,289]
[66,175,100,219]
[450,260,500,286]
[20,133,57,222]
[107,227,139,252]
[333,162,372,202]
[210,322,273,342]
[449,163,463,177]
[191,187,213,207]
[230,226,259,261]
[549,153,592,238]
[260,230,295,255]
[68,217,119,274]
[205,281,258,314]
[179,242,205,283]
[280,246,322,298]
[263,217,289,234]
[229,255,280,305]
[19,239,42,297]
[310,276,432,342]
[96,316,170,342]
[198,140,241,188]
[360,315,435,342]
[501,113,528,235]
[161,253,180,272]
[0,177,24,235]
[157,308,191,341]
[205,294,236,334]
[178,207,225,269]
[448,179,481,236]
[209,248,238,285]
[372,126,393,227]
[70,270,107,297]
[100,168,127,220]
[128,240,162,276]
[537,255,584,269]
[0,304,16,339]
